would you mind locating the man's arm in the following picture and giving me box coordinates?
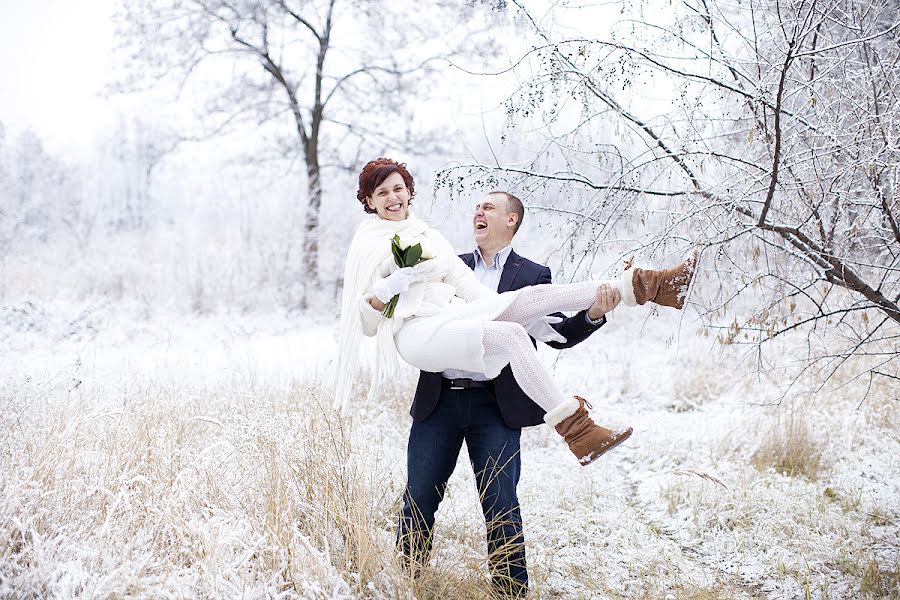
[537,266,608,350]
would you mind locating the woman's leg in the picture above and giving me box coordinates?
[496,281,612,326]
[482,320,568,413]
[497,253,699,326]
[482,320,632,465]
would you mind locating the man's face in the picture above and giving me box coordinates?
[473,193,516,247]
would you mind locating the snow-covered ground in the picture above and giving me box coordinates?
[1,300,897,599]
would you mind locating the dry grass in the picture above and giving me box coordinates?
[668,585,759,600]
[823,486,862,513]
[860,557,900,598]
[866,507,894,528]
[0,379,504,599]
[1,352,896,599]
[862,389,899,433]
[751,405,825,480]
[670,356,731,411]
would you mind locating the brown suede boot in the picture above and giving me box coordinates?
[552,396,633,466]
[623,250,698,309]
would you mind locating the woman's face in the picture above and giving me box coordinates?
[366,172,410,221]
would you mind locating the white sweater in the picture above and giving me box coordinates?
[358,229,494,337]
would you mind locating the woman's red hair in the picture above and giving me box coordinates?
[357,158,416,214]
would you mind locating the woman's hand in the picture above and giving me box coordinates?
[411,254,450,282]
[372,267,416,304]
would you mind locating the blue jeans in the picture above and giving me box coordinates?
[398,385,527,596]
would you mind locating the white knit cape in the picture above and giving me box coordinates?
[332,213,455,413]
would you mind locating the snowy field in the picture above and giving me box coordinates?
[1,300,898,599]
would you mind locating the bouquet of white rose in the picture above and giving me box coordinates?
[383,234,433,317]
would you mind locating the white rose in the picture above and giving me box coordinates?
[397,235,422,250]
[397,236,434,260]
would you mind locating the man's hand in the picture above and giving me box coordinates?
[588,283,621,321]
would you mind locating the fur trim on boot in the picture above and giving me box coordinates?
[543,395,581,428]
[621,265,638,307]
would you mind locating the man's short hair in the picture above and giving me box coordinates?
[490,191,525,233]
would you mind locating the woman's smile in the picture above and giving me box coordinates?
[366,172,410,221]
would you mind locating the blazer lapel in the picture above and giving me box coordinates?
[460,252,476,270]
[498,250,524,293]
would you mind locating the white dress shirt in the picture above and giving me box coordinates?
[441,245,514,381]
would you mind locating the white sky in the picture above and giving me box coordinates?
[0,0,117,153]
[0,0,510,167]
[0,0,641,185]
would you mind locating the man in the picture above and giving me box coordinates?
[397,191,621,596]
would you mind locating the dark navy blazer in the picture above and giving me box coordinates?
[410,250,606,428]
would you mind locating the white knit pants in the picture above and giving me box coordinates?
[496,281,618,325]
[482,321,568,416]
[483,281,619,423]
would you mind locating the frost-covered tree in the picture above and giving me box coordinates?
[449,0,899,398]
[115,0,497,301]
[0,130,81,256]
[101,117,179,233]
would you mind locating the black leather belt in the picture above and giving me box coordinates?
[442,378,492,390]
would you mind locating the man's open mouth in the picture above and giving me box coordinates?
[475,221,487,230]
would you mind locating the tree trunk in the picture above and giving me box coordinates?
[301,150,322,306]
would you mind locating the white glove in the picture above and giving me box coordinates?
[372,267,415,303]
[411,255,449,282]
[525,315,567,344]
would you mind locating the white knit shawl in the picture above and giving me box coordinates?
[333,213,431,413]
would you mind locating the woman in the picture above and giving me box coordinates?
[334,158,696,465]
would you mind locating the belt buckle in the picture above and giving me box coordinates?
[449,379,466,390]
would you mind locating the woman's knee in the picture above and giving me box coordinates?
[485,321,531,346]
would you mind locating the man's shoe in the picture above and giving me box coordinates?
[548,396,632,466]
[622,250,698,309]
